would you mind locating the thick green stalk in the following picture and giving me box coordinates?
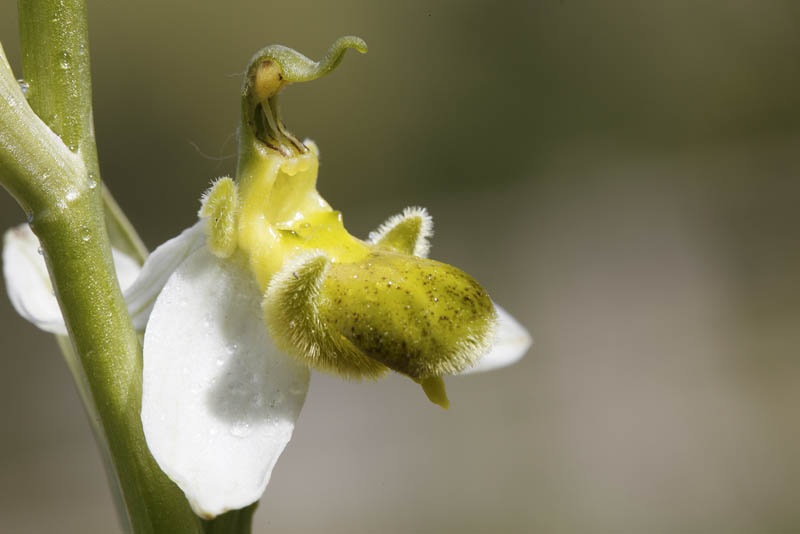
[1,38,204,534]
[18,0,147,263]
[7,2,259,531]
[8,1,209,532]
[0,44,84,215]
[34,191,204,534]
[56,335,133,534]
[103,183,149,262]
[204,504,258,534]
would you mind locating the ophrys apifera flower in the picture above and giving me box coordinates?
[2,36,531,520]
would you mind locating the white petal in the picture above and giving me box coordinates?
[460,304,532,375]
[124,221,205,330]
[112,248,140,292]
[3,224,67,334]
[141,246,310,518]
[3,224,140,335]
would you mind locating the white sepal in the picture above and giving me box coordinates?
[124,221,205,330]
[2,223,140,335]
[460,304,531,375]
[113,248,141,293]
[141,246,310,518]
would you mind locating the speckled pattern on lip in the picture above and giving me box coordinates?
[319,250,496,379]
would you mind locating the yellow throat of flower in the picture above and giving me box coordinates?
[236,146,370,290]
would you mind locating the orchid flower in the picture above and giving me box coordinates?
[1,36,531,521]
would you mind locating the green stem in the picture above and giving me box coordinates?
[17,0,147,263]
[203,504,258,534]
[34,188,204,534]
[103,184,149,263]
[17,0,91,155]
[5,2,258,531]
[0,43,83,215]
[56,335,133,534]
[7,1,209,532]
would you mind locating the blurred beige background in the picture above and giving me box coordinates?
[2,1,800,532]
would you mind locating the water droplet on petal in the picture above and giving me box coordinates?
[230,420,252,438]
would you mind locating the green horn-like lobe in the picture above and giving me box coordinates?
[368,207,433,258]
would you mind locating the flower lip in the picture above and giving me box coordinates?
[263,247,499,382]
